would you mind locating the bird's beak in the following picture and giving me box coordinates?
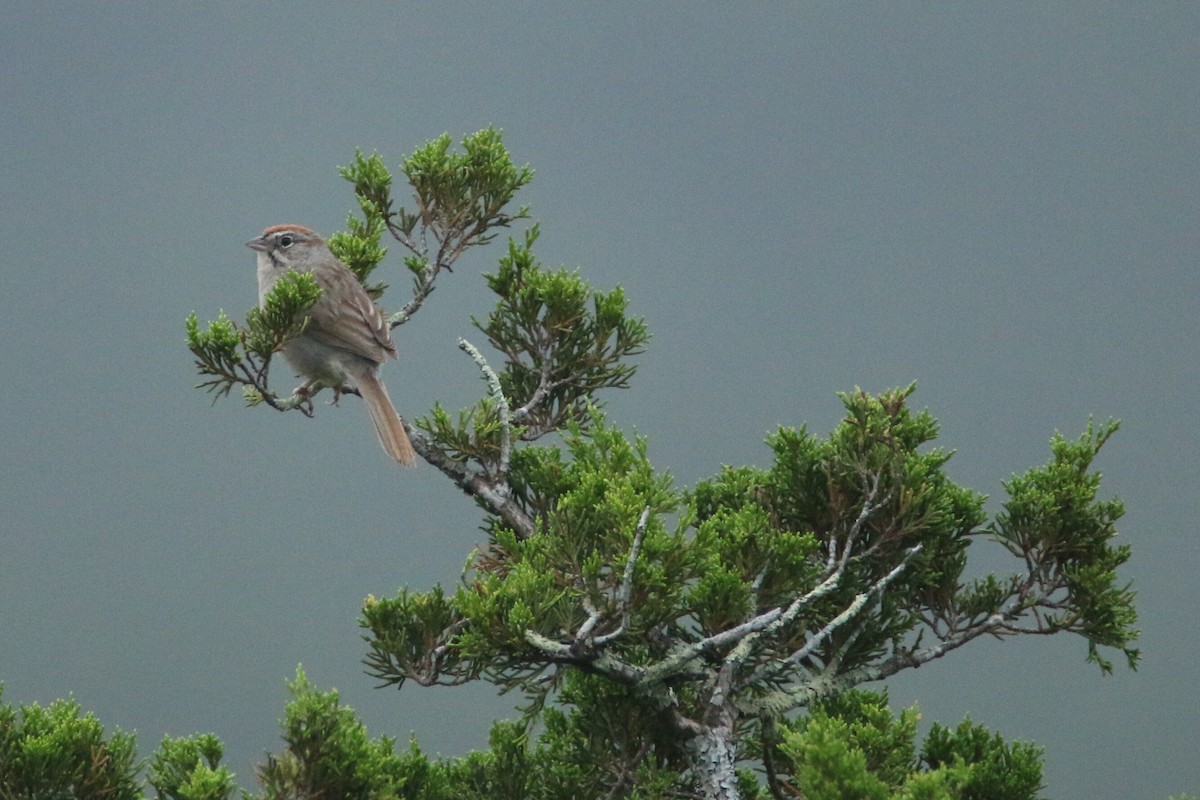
[245,235,269,252]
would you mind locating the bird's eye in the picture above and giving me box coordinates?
[279,233,295,248]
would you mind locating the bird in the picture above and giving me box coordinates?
[246,224,417,467]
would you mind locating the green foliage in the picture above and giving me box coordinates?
[328,210,389,298]
[250,669,696,800]
[186,271,321,407]
[400,127,534,249]
[188,127,532,411]
[922,718,1044,800]
[0,686,140,800]
[256,666,411,800]
[363,410,679,695]
[185,311,240,396]
[777,690,919,799]
[774,690,1045,800]
[475,227,650,437]
[0,679,1053,800]
[785,717,891,800]
[807,690,921,787]
[420,397,506,467]
[170,137,1143,800]
[415,228,650,495]
[992,419,1139,672]
[335,128,533,326]
[147,734,236,800]
[244,271,322,361]
[366,385,1138,780]
[767,386,986,610]
[362,585,476,689]
[521,674,699,799]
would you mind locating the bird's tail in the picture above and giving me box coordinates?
[357,373,417,467]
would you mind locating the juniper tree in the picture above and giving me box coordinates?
[183,128,1139,800]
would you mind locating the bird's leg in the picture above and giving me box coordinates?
[329,384,362,405]
[290,380,318,414]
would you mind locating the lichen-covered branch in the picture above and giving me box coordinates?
[457,337,513,484]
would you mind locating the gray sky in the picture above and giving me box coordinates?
[1,4,1196,798]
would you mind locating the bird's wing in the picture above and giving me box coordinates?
[307,270,397,365]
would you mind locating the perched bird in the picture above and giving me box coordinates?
[246,224,417,467]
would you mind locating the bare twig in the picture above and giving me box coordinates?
[458,337,513,483]
[391,261,440,327]
[511,356,557,424]
[595,506,652,647]
[603,740,653,800]
[783,544,923,669]
[575,595,605,647]
[739,571,1060,715]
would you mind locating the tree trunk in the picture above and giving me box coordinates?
[685,724,741,800]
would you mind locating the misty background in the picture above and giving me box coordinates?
[1,4,1197,798]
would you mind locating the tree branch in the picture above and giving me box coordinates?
[781,544,923,670]
[737,569,1057,716]
[417,437,534,538]
[510,355,556,425]
[595,506,651,647]
[523,631,643,685]
[705,490,897,681]
[458,337,513,483]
